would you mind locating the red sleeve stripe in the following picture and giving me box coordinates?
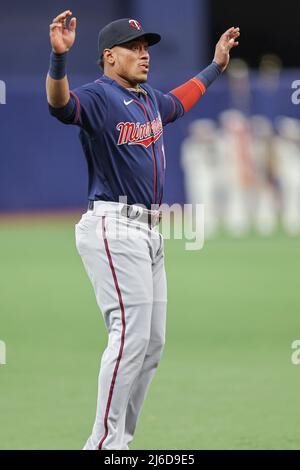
[165,94,176,123]
[70,91,81,124]
[191,77,206,95]
[170,77,206,113]
[97,216,126,450]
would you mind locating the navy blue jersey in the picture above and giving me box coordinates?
[49,74,184,208]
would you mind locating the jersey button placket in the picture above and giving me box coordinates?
[144,96,161,207]
[131,97,158,206]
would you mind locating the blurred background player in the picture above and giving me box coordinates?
[181,119,222,239]
[219,110,254,237]
[275,117,300,236]
[250,115,279,236]
[227,58,251,115]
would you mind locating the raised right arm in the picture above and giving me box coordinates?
[46,10,76,108]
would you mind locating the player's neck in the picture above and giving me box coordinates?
[104,70,140,91]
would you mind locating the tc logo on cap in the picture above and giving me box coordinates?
[129,19,142,30]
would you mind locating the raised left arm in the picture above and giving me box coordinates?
[169,27,240,113]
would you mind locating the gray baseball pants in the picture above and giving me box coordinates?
[75,201,167,450]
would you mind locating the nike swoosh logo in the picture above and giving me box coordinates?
[124,99,133,106]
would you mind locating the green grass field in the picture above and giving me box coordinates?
[0,214,300,450]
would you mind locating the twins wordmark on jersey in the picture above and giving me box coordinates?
[116,114,163,148]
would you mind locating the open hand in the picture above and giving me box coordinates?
[213,27,240,72]
[49,10,77,54]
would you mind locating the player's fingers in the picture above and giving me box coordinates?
[223,27,240,41]
[69,17,77,33]
[52,9,72,21]
[231,29,240,36]
[228,38,239,49]
[51,17,67,28]
[52,10,72,24]
[50,23,63,31]
[222,26,235,38]
[230,30,240,40]
[220,30,239,48]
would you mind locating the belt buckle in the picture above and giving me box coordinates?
[121,204,143,221]
[121,204,162,227]
[148,210,162,227]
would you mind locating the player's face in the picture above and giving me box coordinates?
[111,38,150,85]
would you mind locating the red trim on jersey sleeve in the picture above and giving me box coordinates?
[70,91,81,124]
[170,77,206,113]
[165,94,177,123]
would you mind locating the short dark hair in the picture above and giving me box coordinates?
[97,55,104,70]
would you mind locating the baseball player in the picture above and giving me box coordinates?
[219,110,254,237]
[46,10,240,450]
[180,119,222,239]
[275,117,300,236]
[250,115,278,236]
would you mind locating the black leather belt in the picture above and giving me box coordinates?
[88,200,95,210]
[88,201,162,227]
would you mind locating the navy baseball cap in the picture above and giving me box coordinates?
[98,18,161,56]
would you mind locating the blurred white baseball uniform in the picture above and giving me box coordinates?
[181,119,222,239]
[219,110,254,237]
[250,115,278,236]
[275,117,300,236]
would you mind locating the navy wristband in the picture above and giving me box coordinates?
[49,51,67,80]
[196,61,222,89]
